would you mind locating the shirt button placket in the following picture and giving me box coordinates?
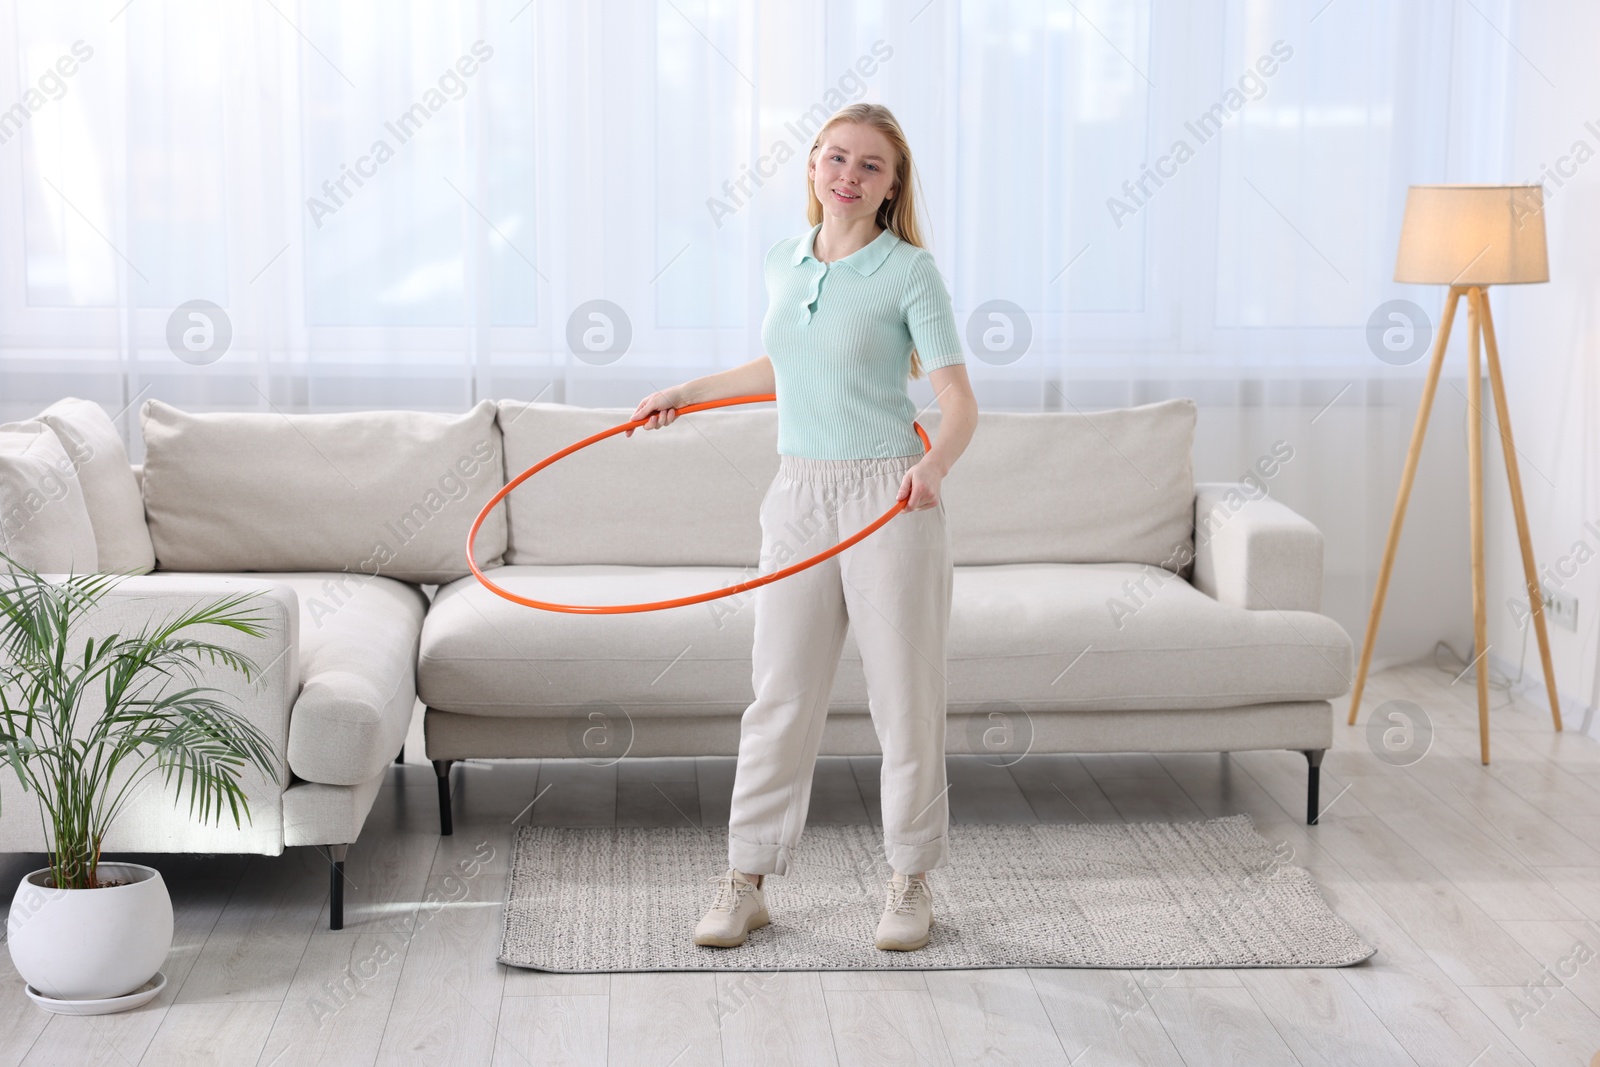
[801,262,826,325]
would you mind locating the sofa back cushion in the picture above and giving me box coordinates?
[0,422,99,573]
[497,400,776,566]
[496,397,1196,568]
[141,400,506,583]
[37,397,156,575]
[929,397,1196,567]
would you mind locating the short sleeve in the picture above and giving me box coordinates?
[903,250,965,371]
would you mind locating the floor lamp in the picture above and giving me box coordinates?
[1348,184,1562,765]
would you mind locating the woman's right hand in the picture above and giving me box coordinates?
[626,385,693,437]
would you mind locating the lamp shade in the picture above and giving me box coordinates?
[1394,184,1548,285]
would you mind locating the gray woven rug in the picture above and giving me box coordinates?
[498,815,1375,971]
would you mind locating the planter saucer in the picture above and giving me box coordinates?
[24,971,166,1016]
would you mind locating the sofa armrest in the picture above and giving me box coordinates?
[1190,483,1324,612]
[0,574,299,855]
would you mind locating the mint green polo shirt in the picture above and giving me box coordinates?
[761,222,965,459]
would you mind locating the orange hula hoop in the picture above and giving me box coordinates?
[465,393,932,614]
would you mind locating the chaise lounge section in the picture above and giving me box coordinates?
[0,398,504,928]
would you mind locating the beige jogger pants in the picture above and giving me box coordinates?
[726,451,953,877]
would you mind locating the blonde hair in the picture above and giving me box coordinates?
[805,103,932,380]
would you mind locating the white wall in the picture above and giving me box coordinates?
[1484,2,1600,740]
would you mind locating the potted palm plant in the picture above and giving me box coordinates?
[0,554,280,1013]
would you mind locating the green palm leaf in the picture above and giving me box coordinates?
[0,552,283,889]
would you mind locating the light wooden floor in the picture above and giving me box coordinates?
[3,660,1600,1065]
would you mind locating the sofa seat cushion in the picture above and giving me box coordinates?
[947,561,1351,710]
[418,563,1351,718]
[164,571,427,786]
[421,566,762,718]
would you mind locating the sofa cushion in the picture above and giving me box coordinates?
[926,397,1197,568]
[141,399,506,583]
[417,562,1351,718]
[497,400,775,566]
[0,422,98,573]
[38,397,156,575]
[420,564,761,717]
[165,571,428,787]
[496,398,1195,569]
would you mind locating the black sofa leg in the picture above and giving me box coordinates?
[434,759,455,836]
[1303,749,1325,825]
[329,843,349,930]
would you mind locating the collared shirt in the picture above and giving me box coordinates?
[760,222,965,459]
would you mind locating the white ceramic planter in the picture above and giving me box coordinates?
[7,862,173,1003]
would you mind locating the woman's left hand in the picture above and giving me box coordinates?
[897,460,944,511]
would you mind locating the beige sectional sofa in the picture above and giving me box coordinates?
[0,393,1352,930]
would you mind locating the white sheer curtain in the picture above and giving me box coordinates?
[0,0,1522,663]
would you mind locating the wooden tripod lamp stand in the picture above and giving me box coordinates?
[1348,184,1561,765]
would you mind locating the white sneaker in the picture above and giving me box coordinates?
[875,872,933,951]
[693,868,769,947]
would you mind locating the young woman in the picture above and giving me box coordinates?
[630,103,978,952]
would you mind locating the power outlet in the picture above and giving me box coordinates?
[1541,584,1578,632]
